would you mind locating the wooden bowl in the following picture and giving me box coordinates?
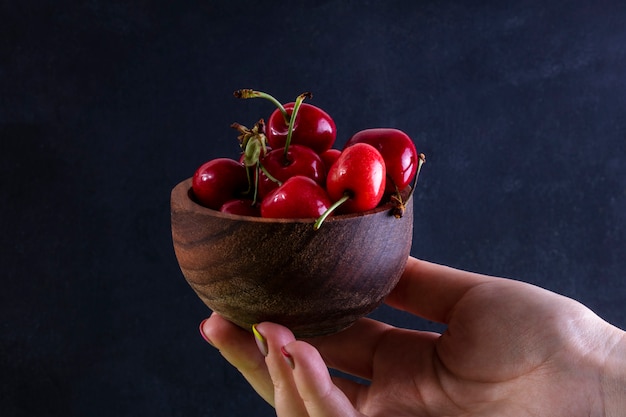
[171,178,413,338]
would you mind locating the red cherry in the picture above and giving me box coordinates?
[344,128,418,193]
[220,199,261,217]
[192,158,249,210]
[319,148,342,174]
[326,143,386,214]
[255,168,279,200]
[260,176,332,219]
[266,102,336,154]
[261,144,326,190]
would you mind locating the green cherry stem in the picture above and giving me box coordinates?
[410,153,426,198]
[390,153,423,218]
[233,89,289,123]
[259,163,282,186]
[244,165,254,196]
[313,194,350,231]
[283,92,310,159]
[252,162,261,205]
[392,152,425,218]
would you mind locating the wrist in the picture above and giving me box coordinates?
[601,327,626,417]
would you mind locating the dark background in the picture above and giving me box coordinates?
[1,1,625,416]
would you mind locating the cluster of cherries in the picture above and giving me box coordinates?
[191,89,425,229]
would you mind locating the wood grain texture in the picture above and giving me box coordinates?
[171,178,413,337]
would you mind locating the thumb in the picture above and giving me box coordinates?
[282,340,366,417]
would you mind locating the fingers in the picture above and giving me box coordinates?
[284,340,366,417]
[254,322,309,417]
[305,317,392,380]
[253,322,366,417]
[201,317,364,416]
[200,313,274,405]
[385,257,496,323]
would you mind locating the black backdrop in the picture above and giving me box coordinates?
[2,1,625,416]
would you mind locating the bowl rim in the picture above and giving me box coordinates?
[171,177,412,224]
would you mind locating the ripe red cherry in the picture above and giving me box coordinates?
[319,148,341,175]
[266,102,336,154]
[220,199,260,217]
[192,158,249,210]
[261,176,332,219]
[344,128,418,193]
[255,169,279,201]
[260,144,326,193]
[326,143,386,214]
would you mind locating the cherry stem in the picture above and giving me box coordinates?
[283,92,309,159]
[313,194,350,231]
[252,163,261,205]
[233,89,289,123]
[408,153,426,200]
[259,163,282,186]
[244,165,254,195]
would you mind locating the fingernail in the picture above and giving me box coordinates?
[199,318,214,347]
[252,324,268,357]
[281,345,295,369]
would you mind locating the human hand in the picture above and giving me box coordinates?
[200,257,626,416]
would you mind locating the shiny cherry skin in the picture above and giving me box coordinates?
[319,148,342,175]
[266,102,336,154]
[344,128,418,194]
[260,176,332,219]
[255,169,279,200]
[260,144,326,196]
[326,142,386,214]
[220,199,260,217]
[192,158,248,210]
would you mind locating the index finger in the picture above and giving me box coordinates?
[385,257,496,323]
